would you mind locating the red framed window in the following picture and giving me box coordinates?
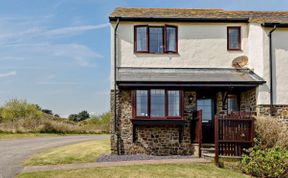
[134,25,178,54]
[133,89,183,119]
[227,26,241,50]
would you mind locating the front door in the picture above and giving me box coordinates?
[197,97,214,143]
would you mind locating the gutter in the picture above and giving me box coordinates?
[113,18,120,155]
[268,24,277,114]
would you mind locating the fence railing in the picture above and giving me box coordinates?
[214,112,255,164]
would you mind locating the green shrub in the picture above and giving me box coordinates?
[0,99,42,122]
[0,99,109,134]
[242,144,288,178]
[241,116,288,178]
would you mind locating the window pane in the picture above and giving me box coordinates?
[149,27,163,53]
[228,28,240,49]
[197,99,212,122]
[150,89,165,117]
[136,27,147,51]
[168,91,180,116]
[228,95,239,113]
[136,90,148,116]
[166,27,176,52]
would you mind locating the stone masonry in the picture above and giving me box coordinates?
[111,89,198,156]
[111,87,288,155]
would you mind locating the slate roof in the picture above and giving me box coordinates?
[110,7,288,24]
[116,68,265,87]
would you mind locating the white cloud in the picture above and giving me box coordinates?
[0,71,16,78]
[45,23,109,36]
[0,43,102,67]
[36,81,79,85]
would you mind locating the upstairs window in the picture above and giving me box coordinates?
[135,26,148,52]
[166,26,177,52]
[134,25,177,53]
[227,27,241,50]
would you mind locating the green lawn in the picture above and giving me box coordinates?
[18,163,248,178]
[0,133,68,140]
[24,139,110,166]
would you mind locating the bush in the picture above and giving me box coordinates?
[255,116,288,149]
[242,144,288,178]
[241,116,288,177]
[0,99,42,122]
[0,99,109,134]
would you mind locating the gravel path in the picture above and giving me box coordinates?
[96,154,196,162]
[0,135,108,178]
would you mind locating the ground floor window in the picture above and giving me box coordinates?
[227,94,239,113]
[133,89,182,119]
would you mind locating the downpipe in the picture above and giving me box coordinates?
[268,25,277,115]
[114,18,120,154]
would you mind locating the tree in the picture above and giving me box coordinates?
[0,99,42,129]
[42,109,53,115]
[77,111,90,121]
[68,114,78,122]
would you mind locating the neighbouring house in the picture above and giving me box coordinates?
[109,8,288,156]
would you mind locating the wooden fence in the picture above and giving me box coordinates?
[214,112,255,164]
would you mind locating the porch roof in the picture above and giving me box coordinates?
[116,67,266,87]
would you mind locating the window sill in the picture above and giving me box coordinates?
[131,119,185,126]
[134,52,179,55]
[227,48,242,51]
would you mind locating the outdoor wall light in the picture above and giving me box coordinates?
[188,95,193,104]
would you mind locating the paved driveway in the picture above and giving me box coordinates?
[0,135,108,178]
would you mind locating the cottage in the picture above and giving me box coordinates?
[110,8,288,156]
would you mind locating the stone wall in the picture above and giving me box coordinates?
[130,125,195,155]
[110,89,120,154]
[240,88,256,112]
[183,91,197,120]
[111,89,198,156]
[110,88,265,156]
[256,105,288,123]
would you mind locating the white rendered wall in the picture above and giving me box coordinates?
[111,22,248,88]
[270,29,288,104]
[248,23,270,105]
[249,26,288,105]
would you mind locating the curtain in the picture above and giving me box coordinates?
[228,28,240,49]
[136,90,148,116]
[168,91,180,116]
[149,27,163,53]
[136,27,147,51]
[166,27,176,52]
[150,89,165,117]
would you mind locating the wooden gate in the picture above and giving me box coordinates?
[214,112,255,164]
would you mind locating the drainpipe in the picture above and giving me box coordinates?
[114,18,120,154]
[268,25,277,115]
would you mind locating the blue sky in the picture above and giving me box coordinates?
[0,0,287,117]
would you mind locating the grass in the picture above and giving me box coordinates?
[17,163,248,178]
[0,133,67,140]
[24,139,110,166]
[0,133,101,140]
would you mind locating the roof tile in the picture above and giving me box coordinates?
[110,7,288,23]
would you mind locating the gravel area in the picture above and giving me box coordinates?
[96,154,195,162]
